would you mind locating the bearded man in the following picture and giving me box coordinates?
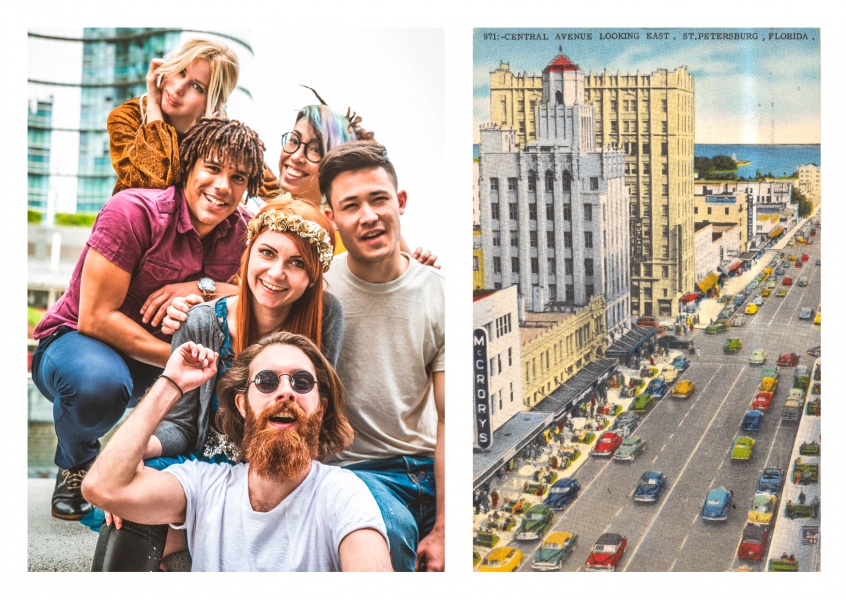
[82,332,392,572]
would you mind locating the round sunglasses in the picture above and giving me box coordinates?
[250,370,317,395]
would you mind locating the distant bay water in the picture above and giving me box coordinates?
[472,143,821,179]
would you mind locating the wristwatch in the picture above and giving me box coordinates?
[198,277,216,302]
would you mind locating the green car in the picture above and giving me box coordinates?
[723,338,743,353]
[531,532,578,571]
[630,393,654,413]
[775,287,787,297]
[761,365,780,379]
[731,436,756,460]
[705,321,728,334]
[514,504,554,541]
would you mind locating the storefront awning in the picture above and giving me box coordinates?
[768,226,784,239]
[605,327,656,358]
[532,358,620,421]
[473,411,552,488]
[729,260,743,271]
[679,293,700,304]
[696,272,719,293]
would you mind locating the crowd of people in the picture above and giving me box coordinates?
[31,38,445,572]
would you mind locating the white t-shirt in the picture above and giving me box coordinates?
[164,460,387,571]
[324,254,446,465]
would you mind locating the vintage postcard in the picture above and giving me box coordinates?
[472,27,820,572]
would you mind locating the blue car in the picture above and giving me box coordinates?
[740,410,764,432]
[632,471,667,503]
[756,468,785,495]
[671,356,690,371]
[701,487,733,521]
[645,377,667,398]
[543,478,581,511]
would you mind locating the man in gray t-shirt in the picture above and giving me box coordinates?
[83,332,391,572]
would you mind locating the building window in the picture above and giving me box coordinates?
[611,100,618,111]
[562,170,571,192]
[586,284,594,298]
[548,257,555,273]
[509,203,518,220]
[547,231,555,248]
[508,177,517,191]
[473,256,479,271]
[549,285,556,300]
[545,170,554,192]
[643,162,650,175]
[611,120,618,134]
[585,232,593,248]
[530,231,538,247]
[564,232,572,248]
[510,233,518,247]
[493,257,501,273]
[663,245,669,258]
[584,204,593,221]
[643,264,652,277]
[566,285,574,302]
[662,163,668,175]
[661,99,668,112]
[694,206,698,214]
[590,177,599,191]
[491,202,500,220]
[585,258,594,276]
[492,231,501,247]
[529,203,538,221]
[546,204,554,220]
[707,207,712,215]
[490,178,499,191]
[511,257,520,272]
[507,347,513,366]
[725,207,730,215]
[662,266,668,277]
[642,143,650,155]
[528,170,536,192]
[565,258,573,275]
[531,258,539,274]
[662,225,669,238]
[563,205,571,221]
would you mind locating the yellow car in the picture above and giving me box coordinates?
[761,288,771,298]
[671,380,696,399]
[814,312,821,325]
[747,493,777,525]
[788,254,797,262]
[745,304,758,315]
[478,547,524,572]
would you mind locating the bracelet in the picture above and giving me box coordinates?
[158,374,184,397]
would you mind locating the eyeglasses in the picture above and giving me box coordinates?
[281,132,323,163]
[250,370,317,395]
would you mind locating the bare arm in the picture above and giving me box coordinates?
[78,248,171,367]
[140,281,237,329]
[338,528,393,572]
[415,370,445,571]
[82,342,218,524]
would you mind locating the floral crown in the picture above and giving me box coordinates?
[246,202,334,272]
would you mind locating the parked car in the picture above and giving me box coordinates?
[731,435,756,460]
[544,478,581,510]
[761,365,780,379]
[613,436,647,461]
[479,547,524,572]
[759,377,778,394]
[591,431,623,457]
[744,304,758,315]
[749,349,767,365]
[658,335,693,350]
[797,277,809,287]
[738,523,770,561]
[752,391,774,411]
[756,468,785,495]
[671,380,696,399]
[723,338,743,353]
[585,533,627,571]
[814,311,821,325]
[611,412,640,436]
[753,295,765,306]
[630,393,654,413]
[740,410,764,432]
[747,493,777,525]
[514,504,555,540]
[671,356,690,371]
[776,352,800,367]
[730,314,746,327]
[775,287,787,297]
[761,288,771,298]
[775,267,785,276]
[701,487,733,521]
[645,377,667,397]
[801,253,809,262]
[660,364,679,383]
[531,532,578,571]
[632,471,667,503]
[718,307,734,320]
[705,321,729,334]
[815,258,821,266]
[798,307,814,320]
[807,345,821,358]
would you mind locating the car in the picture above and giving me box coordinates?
[767,279,776,289]
[788,254,797,262]
[798,307,814,320]
[723,338,743,353]
[745,282,758,293]
[747,493,777,525]
[671,356,690,372]
[591,431,624,457]
[730,314,746,327]
[660,364,679,383]
[732,294,746,308]
[815,258,821,266]
[761,288,771,298]
[776,352,800,367]
[807,345,821,358]
[585,533,627,571]
[749,349,767,365]
[797,277,809,287]
[795,364,810,378]
[630,392,654,413]
[758,376,778,393]
[814,311,821,325]
[775,287,787,297]
[756,468,785,495]
[701,487,733,521]
[514,504,555,540]
[744,303,758,315]
[794,259,803,268]
[614,436,647,461]
[645,377,667,397]
[611,411,640,436]
[783,277,793,285]
[633,471,667,502]
[753,295,765,306]
[531,532,578,571]
[752,391,774,411]
[761,365,780,379]
[658,335,693,350]
[775,267,785,276]
[738,523,770,561]
[671,380,696,399]
[801,253,809,262]
[731,435,755,460]
[479,547,524,572]
[718,307,733,320]
[544,478,581,510]
[705,321,729,334]
[740,410,764,432]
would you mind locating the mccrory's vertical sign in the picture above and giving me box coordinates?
[474,328,492,449]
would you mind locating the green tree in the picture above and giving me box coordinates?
[791,188,812,218]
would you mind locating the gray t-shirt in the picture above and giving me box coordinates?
[165,460,387,571]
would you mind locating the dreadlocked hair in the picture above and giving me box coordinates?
[179,117,266,199]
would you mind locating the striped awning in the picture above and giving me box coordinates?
[697,272,719,293]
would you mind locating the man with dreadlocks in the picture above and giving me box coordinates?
[32,117,266,521]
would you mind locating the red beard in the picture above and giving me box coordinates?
[242,399,323,482]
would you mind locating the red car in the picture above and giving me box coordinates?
[590,432,623,457]
[585,533,627,571]
[738,523,770,561]
[752,391,774,411]
[801,253,809,262]
[783,277,793,285]
[776,353,800,367]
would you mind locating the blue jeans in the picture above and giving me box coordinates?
[344,456,436,572]
[31,328,161,469]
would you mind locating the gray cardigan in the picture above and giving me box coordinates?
[153,291,343,456]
